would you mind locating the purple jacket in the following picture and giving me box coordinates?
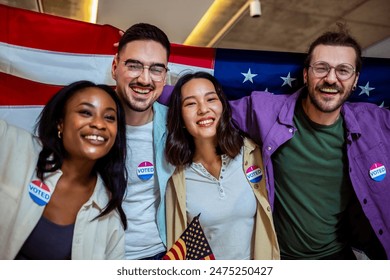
[229,88,390,258]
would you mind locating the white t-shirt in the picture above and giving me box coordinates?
[185,149,257,260]
[123,122,165,259]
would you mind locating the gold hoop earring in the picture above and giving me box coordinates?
[58,131,62,139]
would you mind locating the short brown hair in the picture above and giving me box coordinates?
[304,22,362,73]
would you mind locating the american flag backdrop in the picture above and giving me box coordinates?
[1,4,389,134]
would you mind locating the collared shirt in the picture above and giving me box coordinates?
[166,138,280,260]
[230,88,390,259]
[0,120,125,259]
[186,150,257,260]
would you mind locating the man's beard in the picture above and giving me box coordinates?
[307,82,352,113]
[126,96,154,112]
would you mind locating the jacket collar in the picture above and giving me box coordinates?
[278,88,302,126]
[86,175,109,210]
[44,171,108,210]
[152,102,168,141]
[341,103,362,136]
[243,137,257,153]
[281,87,362,136]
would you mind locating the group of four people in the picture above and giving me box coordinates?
[1,21,389,260]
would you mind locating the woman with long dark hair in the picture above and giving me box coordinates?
[0,80,127,259]
[165,72,279,259]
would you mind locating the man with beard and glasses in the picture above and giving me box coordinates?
[111,23,175,260]
[229,23,390,259]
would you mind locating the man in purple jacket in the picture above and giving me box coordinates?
[230,24,390,259]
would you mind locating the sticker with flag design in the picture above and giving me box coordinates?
[137,161,154,181]
[369,162,386,182]
[28,180,51,206]
[245,165,263,183]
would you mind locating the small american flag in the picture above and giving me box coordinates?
[162,214,215,260]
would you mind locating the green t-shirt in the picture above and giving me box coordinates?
[272,100,353,259]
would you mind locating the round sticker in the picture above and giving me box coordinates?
[28,180,51,206]
[137,161,154,181]
[246,165,263,183]
[369,162,386,182]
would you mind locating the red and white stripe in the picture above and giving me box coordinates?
[0,4,215,132]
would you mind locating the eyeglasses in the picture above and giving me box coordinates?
[309,61,356,81]
[122,59,169,82]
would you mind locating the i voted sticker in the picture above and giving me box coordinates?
[28,180,51,206]
[137,161,154,181]
[369,163,386,182]
[246,165,263,183]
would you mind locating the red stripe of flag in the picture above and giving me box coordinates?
[0,4,119,55]
[171,245,181,260]
[171,239,186,260]
[162,238,187,260]
[0,72,61,106]
[177,239,186,259]
[170,43,215,69]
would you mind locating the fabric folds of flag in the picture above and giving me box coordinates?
[1,4,390,134]
[162,214,215,260]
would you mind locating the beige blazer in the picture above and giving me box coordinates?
[165,137,280,259]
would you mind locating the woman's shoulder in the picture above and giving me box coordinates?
[1,119,34,137]
[0,119,41,151]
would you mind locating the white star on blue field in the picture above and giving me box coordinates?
[241,68,258,83]
[280,72,296,87]
[359,82,375,96]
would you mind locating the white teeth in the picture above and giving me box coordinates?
[85,135,105,142]
[132,88,150,94]
[321,88,338,93]
[197,119,213,125]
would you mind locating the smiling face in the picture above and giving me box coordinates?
[180,78,223,142]
[111,40,168,116]
[58,87,118,162]
[303,44,359,123]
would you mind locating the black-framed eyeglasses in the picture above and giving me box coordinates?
[309,61,356,81]
[122,59,169,82]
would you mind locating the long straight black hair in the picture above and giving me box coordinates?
[165,72,243,166]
